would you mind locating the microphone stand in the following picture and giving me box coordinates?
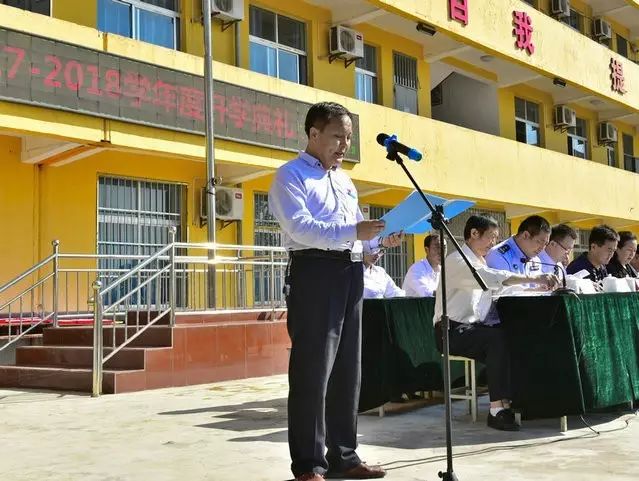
[385,147,488,481]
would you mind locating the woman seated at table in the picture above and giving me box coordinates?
[607,231,638,279]
[363,251,406,299]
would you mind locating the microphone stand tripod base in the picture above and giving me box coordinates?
[439,471,460,481]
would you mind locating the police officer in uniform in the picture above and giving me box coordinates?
[485,215,551,276]
[269,102,401,481]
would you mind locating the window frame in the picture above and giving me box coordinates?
[98,0,180,50]
[249,6,307,85]
[514,97,541,147]
[605,144,617,168]
[567,117,589,159]
[355,44,378,104]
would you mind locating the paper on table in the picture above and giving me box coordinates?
[378,190,475,237]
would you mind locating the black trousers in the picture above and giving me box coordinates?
[286,254,363,477]
[435,321,512,402]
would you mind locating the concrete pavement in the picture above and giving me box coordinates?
[1,375,637,481]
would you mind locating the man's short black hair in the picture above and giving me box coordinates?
[424,233,440,249]
[517,215,551,237]
[550,223,577,243]
[589,224,619,248]
[304,102,353,137]
[464,215,499,240]
[617,231,637,250]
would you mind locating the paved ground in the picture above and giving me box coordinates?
[1,375,638,481]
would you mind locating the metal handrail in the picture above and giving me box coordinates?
[0,253,55,296]
[0,272,54,313]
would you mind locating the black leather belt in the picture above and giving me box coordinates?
[289,248,363,262]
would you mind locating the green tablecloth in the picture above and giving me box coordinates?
[360,297,450,412]
[360,293,639,418]
[498,292,639,418]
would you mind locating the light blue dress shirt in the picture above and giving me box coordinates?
[268,152,378,253]
[485,236,541,275]
[536,250,562,275]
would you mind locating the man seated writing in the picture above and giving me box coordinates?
[433,215,558,431]
[567,225,619,285]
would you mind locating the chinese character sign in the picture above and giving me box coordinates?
[610,58,627,94]
[0,27,361,161]
[512,11,535,55]
[448,0,468,26]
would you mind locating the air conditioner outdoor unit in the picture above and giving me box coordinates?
[211,0,244,23]
[551,0,570,19]
[200,187,244,221]
[329,25,364,61]
[554,105,576,128]
[593,18,612,40]
[360,204,370,220]
[598,122,618,143]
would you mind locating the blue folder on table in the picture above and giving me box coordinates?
[379,191,475,237]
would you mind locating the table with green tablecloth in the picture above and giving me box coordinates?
[360,293,639,418]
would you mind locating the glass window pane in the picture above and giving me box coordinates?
[526,124,539,145]
[575,118,586,137]
[623,133,634,156]
[250,41,277,77]
[515,120,527,143]
[515,97,526,119]
[138,8,175,49]
[617,35,629,58]
[526,101,538,123]
[249,6,276,42]
[140,0,176,11]
[356,44,377,72]
[98,0,132,38]
[355,71,366,101]
[278,49,299,83]
[278,14,306,51]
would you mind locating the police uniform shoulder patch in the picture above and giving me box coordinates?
[497,244,511,254]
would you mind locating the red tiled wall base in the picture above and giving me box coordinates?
[113,321,291,393]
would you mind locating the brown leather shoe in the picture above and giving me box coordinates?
[333,463,386,479]
[295,473,324,481]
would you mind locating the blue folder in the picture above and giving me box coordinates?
[379,191,475,237]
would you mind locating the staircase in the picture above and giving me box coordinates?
[0,310,289,394]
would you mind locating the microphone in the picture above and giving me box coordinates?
[376,133,423,161]
[520,257,574,295]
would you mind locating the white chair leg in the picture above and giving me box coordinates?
[560,415,567,432]
[470,359,477,423]
[378,404,385,418]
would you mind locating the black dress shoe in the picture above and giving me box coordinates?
[487,408,520,431]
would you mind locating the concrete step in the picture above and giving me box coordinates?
[43,326,173,348]
[0,365,146,394]
[14,345,168,370]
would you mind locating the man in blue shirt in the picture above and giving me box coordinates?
[567,225,619,283]
[269,102,401,481]
[485,215,551,276]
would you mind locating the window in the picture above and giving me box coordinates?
[98,0,179,50]
[522,0,536,6]
[567,118,588,159]
[355,44,378,104]
[623,133,637,173]
[0,0,49,15]
[448,208,510,245]
[393,52,418,114]
[514,97,540,146]
[249,6,307,84]
[369,206,411,286]
[561,9,583,33]
[98,176,185,305]
[253,193,285,306]
[605,144,617,167]
[617,34,629,59]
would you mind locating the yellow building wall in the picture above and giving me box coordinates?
[52,0,97,29]
[0,136,37,283]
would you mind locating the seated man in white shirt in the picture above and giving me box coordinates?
[434,215,558,431]
[536,223,577,276]
[363,252,405,299]
[403,233,443,297]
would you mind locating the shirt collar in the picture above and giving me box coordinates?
[299,151,337,171]
[462,243,486,266]
[508,236,527,261]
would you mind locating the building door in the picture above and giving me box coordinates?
[97,176,185,305]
